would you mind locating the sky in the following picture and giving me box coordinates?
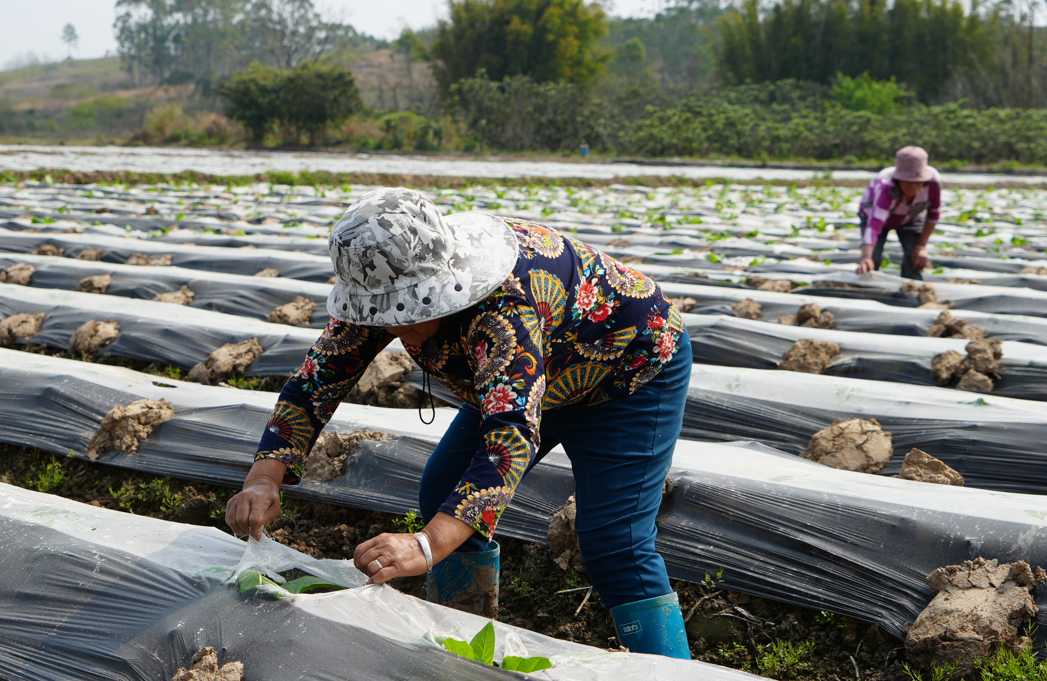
[0,0,663,69]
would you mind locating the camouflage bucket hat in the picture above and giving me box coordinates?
[327,187,519,326]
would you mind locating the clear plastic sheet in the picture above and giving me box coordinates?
[0,282,320,374]
[0,227,334,282]
[686,315,1047,401]
[685,363,1047,493]
[0,483,741,681]
[0,254,331,327]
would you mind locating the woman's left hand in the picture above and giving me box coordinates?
[912,246,929,271]
[354,532,429,584]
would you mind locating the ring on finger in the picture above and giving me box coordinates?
[373,558,383,570]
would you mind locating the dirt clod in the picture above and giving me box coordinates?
[0,312,45,347]
[77,249,104,261]
[802,418,893,473]
[125,253,173,266]
[0,263,34,286]
[254,268,281,277]
[69,319,121,355]
[906,558,1047,676]
[185,338,264,385]
[731,298,762,319]
[931,350,965,386]
[74,274,113,294]
[759,280,793,293]
[902,281,941,306]
[33,244,64,257]
[326,275,338,285]
[795,302,835,329]
[669,296,697,313]
[153,286,195,305]
[343,351,426,408]
[779,338,840,374]
[268,296,317,325]
[1021,267,1047,275]
[957,369,995,393]
[85,398,175,460]
[963,338,1003,376]
[170,647,243,681]
[303,429,395,482]
[896,448,964,486]
[547,495,585,573]
[927,311,985,341]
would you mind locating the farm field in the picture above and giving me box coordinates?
[3,171,1047,680]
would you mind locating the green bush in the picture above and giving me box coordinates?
[65,97,137,132]
[217,62,362,144]
[833,72,908,115]
[376,111,446,151]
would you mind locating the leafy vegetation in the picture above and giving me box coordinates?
[439,620,553,671]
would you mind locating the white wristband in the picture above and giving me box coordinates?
[413,532,433,573]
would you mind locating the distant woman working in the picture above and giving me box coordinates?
[855,146,941,280]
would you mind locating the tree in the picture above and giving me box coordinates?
[61,24,79,59]
[430,0,610,95]
[217,62,361,143]
[247,0,341,68]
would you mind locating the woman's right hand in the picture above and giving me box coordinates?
[855,256,876,274]
[226,459,286,541]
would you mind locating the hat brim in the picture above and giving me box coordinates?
[326,211,519,327]
[892,168,934,182]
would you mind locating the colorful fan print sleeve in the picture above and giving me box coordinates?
[438,292,545,541]
[255,319,394,484]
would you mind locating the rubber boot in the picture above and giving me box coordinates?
[426,541,499,618]
[609,592,691,659]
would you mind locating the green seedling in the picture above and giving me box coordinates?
[238,569,280,593]
[281,576,346,594]
[440,620,552,671]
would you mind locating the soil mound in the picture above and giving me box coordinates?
[85,398,175,460]
[669,296,697,313]
[778,303,834,329]
[170,647,243,681]
[932,339,1003,392]
[76,248,104,261]
[927,311,985,341]
[731,298,762,320]
[185,338,264,385]
[779,338,840,374]
[303,429,395,482]
[343,351,429,408]
[69,319,121,355]
[74,273,112,294]
[0,263,34,286]
[0,312,45,347]
[33,244,64,257]
[746,277,793,293]
[896,448,964,486]
[802,418,893,473]
[326,275,338,285]
[547,495,584,573]
[268,296,317,326]
[153,286,195,305]
[254,268,281,277]
[1021,266,1047,275]
[906,558,1047,675]
[902,281,950,309]
[948,278,983,284]
[125,253,173,266]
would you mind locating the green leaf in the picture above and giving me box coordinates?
[281,576,346,594]
[442,638,478,660]
[470,621,496,665]
[502,656,553,672]
[237,569,280,594]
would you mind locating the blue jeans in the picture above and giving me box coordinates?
[419,334,692,608]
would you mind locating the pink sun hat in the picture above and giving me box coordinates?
[893,146,935,182]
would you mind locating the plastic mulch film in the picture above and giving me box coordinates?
[684,363,1047,493]
[0,485,746,681]
[0,349,564,546]
[0,283,320,374]
[686,315,1047,401]
[0,254,331,327]
[665,282,1047,345]
[660,439,1047,640]
[0,227,334,282]
[9,350,1047,645]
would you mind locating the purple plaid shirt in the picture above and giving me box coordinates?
[859,167,941,245]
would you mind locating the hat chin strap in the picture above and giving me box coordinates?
[417,340,437,425]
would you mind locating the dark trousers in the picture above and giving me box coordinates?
[419,333,693,609]
[862,215,924,280]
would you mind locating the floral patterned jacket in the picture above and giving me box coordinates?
[256,219,686,540]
